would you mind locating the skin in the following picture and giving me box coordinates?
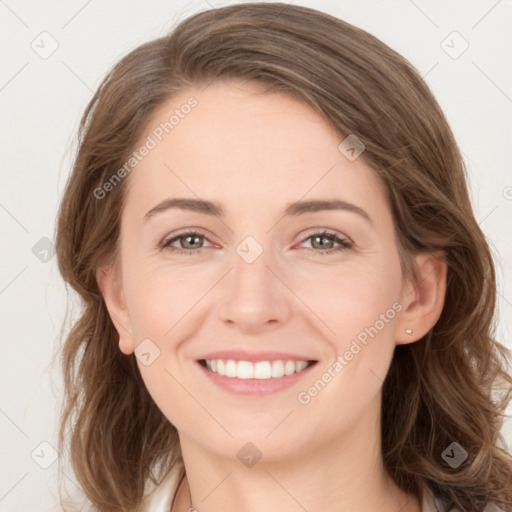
[98,79,447,512]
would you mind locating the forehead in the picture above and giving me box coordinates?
[124,80,388,222]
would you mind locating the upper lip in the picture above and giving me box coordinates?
[197,350,318,363]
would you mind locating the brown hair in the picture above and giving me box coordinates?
[54,2,512,511]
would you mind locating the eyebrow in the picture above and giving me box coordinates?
[144,197,372,225]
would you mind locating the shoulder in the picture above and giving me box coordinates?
[138,460,185,512]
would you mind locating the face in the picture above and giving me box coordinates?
[104,79,414,462]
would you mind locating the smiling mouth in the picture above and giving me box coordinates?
[198,359,318,380]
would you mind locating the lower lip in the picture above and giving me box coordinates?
[195,361,317,397]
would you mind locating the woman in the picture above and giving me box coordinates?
[55,3,512,511]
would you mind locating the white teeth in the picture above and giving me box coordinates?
[295,361,308,372]
[204,359,311,379]
[237,361,254,379]
[254,361,271,379]
[284,361,296,375]
[225,360,237,377]
[271,360,285,378]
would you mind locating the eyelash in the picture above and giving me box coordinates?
[160,229,353,256]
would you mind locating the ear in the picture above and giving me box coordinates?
[394,252,447,345]
[96,263,135,355]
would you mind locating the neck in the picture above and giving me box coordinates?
[172,394,420,512]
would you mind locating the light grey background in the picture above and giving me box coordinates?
[1,0,511,510]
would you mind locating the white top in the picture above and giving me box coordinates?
[138,461,465,512]
[139,460,185,512]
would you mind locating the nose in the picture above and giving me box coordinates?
[218,244,292,334]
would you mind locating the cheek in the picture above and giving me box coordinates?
[123,256,214,340]
[120,261,208,427]
[288,256,402,349]
[300,255,402,407]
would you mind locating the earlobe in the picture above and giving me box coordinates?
[394,252,447,345]
[96,264,135,355]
